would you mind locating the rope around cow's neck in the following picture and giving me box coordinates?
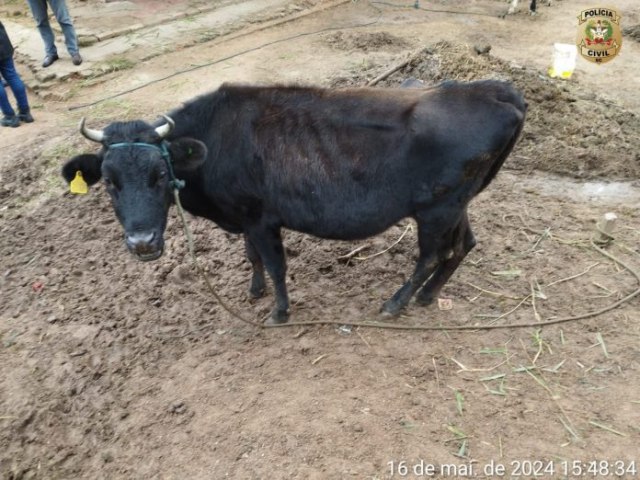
[172,189,640,331]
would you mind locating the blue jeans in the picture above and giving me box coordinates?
[0,57,29,117]
[26,0,79,56]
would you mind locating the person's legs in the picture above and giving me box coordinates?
[0,60,19,127]
[48,0,80,57]
[26,0,58,57]
[0,58,30,114]
[0,80,16,117]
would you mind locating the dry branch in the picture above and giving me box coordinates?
[464,281,521,300]
[546,263,599,287]
[355,224,412,260]
[337,244,371,261]
[366,48,429,86]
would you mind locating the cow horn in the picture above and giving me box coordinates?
[79,117,104,143]
[154,115,175,138]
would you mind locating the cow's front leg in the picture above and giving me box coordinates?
[246,226,290,324]
[244,235,266,299]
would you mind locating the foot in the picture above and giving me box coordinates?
[249,277,266,299]
[42,54,59,68]
[249,284,265,299]
[381,298,403,316]
[1,116,20,128]
[71,53,83,66]
[18,111,34,123]
[415,290,436,306]
[265,308,289,325]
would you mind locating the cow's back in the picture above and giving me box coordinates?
[230,86,425,237]
[192,82,524,239]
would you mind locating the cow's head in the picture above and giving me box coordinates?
[62,117,207,261]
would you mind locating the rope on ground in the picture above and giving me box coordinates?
[172,189,264,329]
[371,1,501,18]
[173,188,640,332]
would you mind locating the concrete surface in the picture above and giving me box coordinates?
[2,0,313,90]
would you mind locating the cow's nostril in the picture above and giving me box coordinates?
[126,232,156,251]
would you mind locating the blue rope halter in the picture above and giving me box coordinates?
[107,141,186,190]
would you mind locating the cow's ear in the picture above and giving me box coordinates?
[168,138,207,171]
[61,154,103,186]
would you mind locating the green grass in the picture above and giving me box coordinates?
[41,141,79,167]
[454,390,464,415]
[85,98,138,123]
[446,424,469,458]
[96,56,136,74]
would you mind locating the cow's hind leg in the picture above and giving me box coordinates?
[416,212,476,306]
[246,226,290,324]
[381,215,443,316]
[244,235,266,299]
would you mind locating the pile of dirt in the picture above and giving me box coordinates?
[322,31,411,52]
[332,42,640,180]
[623,24,640,41]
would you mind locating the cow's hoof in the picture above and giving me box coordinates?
[265,309,289,325]
[249,286,265,300]
[249,276,266,299]
[415,291,436,306]
[381,300,402,317]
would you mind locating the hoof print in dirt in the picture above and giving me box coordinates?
[169,401,187,415]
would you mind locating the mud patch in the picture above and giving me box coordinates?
[623,24,640,41]
[322,31,411,52]
[2,164,639,478]
[333,42,640,180]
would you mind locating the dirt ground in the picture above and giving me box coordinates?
[1,1,639,479]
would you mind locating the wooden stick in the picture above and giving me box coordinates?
[337,244,370,260]
[366,48,429,86]
[356,224,412,260]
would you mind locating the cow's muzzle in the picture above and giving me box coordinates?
[125,231,163,261]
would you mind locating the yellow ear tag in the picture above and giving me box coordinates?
[70,170,89,195]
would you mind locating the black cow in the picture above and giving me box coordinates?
[62,80,526,324]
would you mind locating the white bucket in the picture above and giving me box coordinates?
[548,43,577,79]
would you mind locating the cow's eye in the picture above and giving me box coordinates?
[155,171,167,185]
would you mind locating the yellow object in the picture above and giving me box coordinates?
[70,170,88,194]
[548,43,577,79]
